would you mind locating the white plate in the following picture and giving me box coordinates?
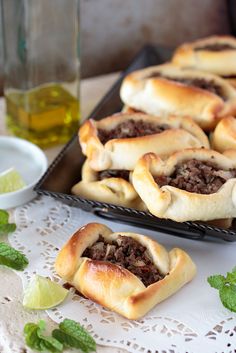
[0,136,47,209]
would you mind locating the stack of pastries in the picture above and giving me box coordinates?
[56,35,236,320]
[72,35,236,225]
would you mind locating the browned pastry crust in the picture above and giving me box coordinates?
[204,218,233,229]
[79,112,209,171]
[55,223,196,320]
[172,35,236,77]
[120,63,236,130]
[211,116,236,153]
[221,149,236,161]
[132,148,236,222]
[71,159,145,209]
[225,78,236,90]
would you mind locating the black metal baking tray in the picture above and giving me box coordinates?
[35,45,236,242]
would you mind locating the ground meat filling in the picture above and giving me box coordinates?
[98,169,130,181]
[154,159,236,194]
[82,235,164,287]
[145,73,225,100]
[168,77,225,99]
[222,74,236,79]
[195,43,236,51]
[98,119,170,145]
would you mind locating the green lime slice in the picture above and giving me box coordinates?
[23,275,69,310]
[0,167,26,194]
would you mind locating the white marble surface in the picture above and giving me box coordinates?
[0,72,128,353]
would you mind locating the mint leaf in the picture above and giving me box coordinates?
[0,210,9,224]
[0,210,16,235]
[38,331,63,352]
[52,329,80,348]
[207,275,225,290]
[24,320,63,352]
[208,267,236,313]
[25,319,96,353]
[0,223,16,235]
[52,319,96,352]
[0,242,28,270]
[219,285,236,312]
[24,322,42,351]
[226,270,236,284]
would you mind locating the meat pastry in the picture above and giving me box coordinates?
[79,112,209,171]
[172,35,236,86]
[211,116,236,153]
[120,63,236,130]
[55,223,196,320]
[71,159,144,209]
[132,148,236,222]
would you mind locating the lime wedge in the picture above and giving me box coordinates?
[0,167,26,194]
[23,275,69,310]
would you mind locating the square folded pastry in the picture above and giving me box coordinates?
[71,159,144,209]
[132,148,236,222]
[55,223,196,320]
[79,112,209,171]
[120,63,236,130]
[211,116,236,153]
[172,35,236,87]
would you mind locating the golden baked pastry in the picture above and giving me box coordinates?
[221,148,236,161]
[211,116,236,153]
[55,223,196,320]
[120,63,236,130]
[71,159,144,209]
[132,148,236,222]
[172,35,236,86]
[79,112,209,171]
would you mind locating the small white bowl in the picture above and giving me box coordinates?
[0,136,47,209]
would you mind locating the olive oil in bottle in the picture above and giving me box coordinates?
[5,83,80,148]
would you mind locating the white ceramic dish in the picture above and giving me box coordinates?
[0,136,47,209]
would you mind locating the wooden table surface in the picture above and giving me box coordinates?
[0,72,129,353]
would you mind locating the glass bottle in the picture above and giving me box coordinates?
[1,0,80,148]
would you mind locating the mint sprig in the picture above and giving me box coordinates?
[0,210,27,270]
[24,320,63,352]
[24,319,96,353]
[0,242,28,270]
[0,210,16,235]
[0,210,9,224]
[207,267,236,312]
[52,319,96,352]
